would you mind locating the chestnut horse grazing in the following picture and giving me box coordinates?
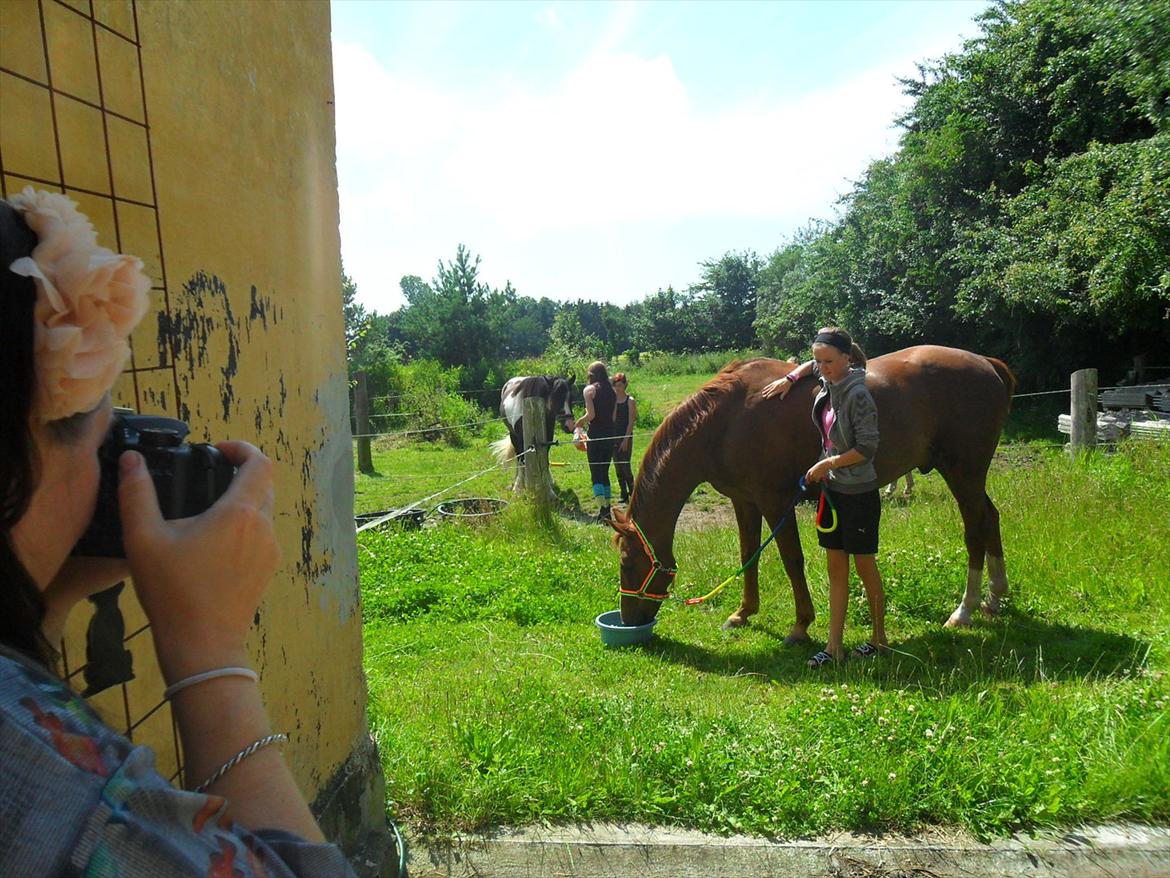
[612,346,1016,641]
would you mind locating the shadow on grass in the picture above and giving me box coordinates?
[644,609,1150,691]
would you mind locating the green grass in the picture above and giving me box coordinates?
[359,440,1170,839]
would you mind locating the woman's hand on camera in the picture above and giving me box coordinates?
[117,440,279,682]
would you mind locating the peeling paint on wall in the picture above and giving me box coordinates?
[293,368,360,622]
[162,271,285,427]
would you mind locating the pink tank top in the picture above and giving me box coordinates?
[821,406,836,453]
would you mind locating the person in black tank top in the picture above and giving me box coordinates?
[611,372,637,504]
[574,361,617,521]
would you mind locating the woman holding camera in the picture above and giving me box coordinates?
[0,191,354,875]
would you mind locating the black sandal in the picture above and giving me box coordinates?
[850,642,888,660]
[807,650,840,669]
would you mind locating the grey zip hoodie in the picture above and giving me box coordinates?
[811,366,879,494]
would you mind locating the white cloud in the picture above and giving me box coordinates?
[535,5,563,32]
[332,38,915,312]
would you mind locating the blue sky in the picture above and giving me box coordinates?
[331,0,988,314]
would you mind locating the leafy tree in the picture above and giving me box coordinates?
[690,250,763,348]
[342,265,368,356]
[957,133,1170,374]
[628,287,689,352]
[398,245,506,372]
[545,310,603,373]
[755,0,1170,382]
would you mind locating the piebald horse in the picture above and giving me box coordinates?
[492,375,577,487]
[611,346,1016,640]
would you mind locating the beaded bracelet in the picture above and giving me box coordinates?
[163,667,259,700]
[193,732,289,793]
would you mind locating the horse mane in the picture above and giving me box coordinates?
[633,361,749,504]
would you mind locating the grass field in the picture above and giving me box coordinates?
[355,366,1169,840]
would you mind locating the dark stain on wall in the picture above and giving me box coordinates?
[294,446,333,583]
[162,271,284,426]
[155,310,171,369]
[248,284,269,335]
[140,386,168,412]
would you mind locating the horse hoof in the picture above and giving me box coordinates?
[944,612,971,629]
[980,602,1001,618]
[722,616,749,631]
[783,633,812,646]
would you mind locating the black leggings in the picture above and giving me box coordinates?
[613,440,634,500]
[586,432,616,498]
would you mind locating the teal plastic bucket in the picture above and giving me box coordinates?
[595,610,657,646]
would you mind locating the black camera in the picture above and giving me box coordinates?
[72,412,236,558]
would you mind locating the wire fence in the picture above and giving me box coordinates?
[352,416,1160,532]
[357,386,505,406]
[1011,383,1168,400]
[351,416,506,441]
[348,379,1169,442]
[350,379,1168,510]
[354,448,531,533]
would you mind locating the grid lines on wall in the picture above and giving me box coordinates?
[0,0,183,782]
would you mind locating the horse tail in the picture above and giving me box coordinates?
[491,435,516,464]
[985,357,1017,414]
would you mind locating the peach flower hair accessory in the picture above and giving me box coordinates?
[7,188,150,422]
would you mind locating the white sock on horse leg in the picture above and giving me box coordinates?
[983,554,1008,614]
[946,567,983,627]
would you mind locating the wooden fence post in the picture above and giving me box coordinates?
[521,396,551,509]
[1132,354,1146,385]
[1070,368,1098,455]
[354,371,374,474]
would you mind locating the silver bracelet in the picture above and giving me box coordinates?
[163,666,259,700]
[192,732,289,793]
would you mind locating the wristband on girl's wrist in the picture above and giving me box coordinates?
[164,667,259,700]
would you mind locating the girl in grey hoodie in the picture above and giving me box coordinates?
[761,327,889,667]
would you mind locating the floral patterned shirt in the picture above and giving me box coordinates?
[0,647,356,878]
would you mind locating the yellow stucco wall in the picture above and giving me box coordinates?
[0,0,383,860]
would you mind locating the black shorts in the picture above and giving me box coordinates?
[816,487,880,555]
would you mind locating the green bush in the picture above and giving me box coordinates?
[364,359,490,447]
[634,349,764,376]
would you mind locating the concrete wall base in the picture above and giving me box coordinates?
[409,822,1170,878]
[312,734,397,878]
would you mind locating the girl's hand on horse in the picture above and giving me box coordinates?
[761,376,794,399]
[118,440,280,683]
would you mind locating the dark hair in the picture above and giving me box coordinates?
[0,200,54,665]
[587,361,609,385]
[814,326,867,367]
